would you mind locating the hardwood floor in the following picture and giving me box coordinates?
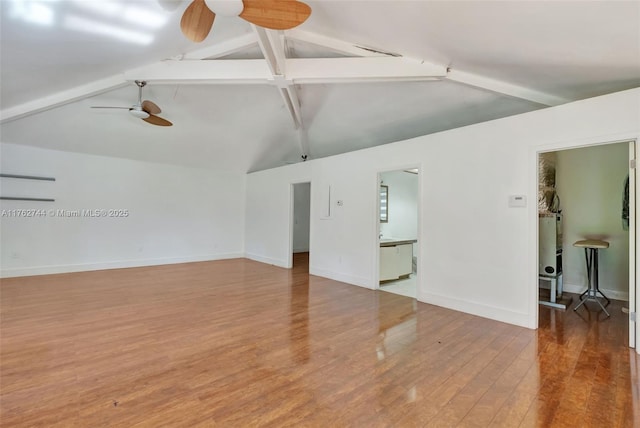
[1,254,638,427]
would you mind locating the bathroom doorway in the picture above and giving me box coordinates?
[377,168,420,298]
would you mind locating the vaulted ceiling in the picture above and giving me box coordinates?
[1,0,639,172]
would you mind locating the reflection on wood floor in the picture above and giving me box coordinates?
[1,253,638,426]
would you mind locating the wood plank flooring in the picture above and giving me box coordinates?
[1,253,638,427]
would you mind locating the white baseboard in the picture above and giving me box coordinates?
[419,291,534,329]
[309,266,373,290]
[560,282,629,301]
[0,253,244,278]
[245,253,288,268]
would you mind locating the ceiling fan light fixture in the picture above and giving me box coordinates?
[205,0,243,16]
[129,108,150,119]
[157,0,182,11]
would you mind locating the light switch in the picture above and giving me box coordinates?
[509,195,526,207]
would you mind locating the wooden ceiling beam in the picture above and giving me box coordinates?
[446,70,571,107]
[181,33,258,60]
[1,55,446,123]
[286,29,393,57]
[253,26,309,157]
[0,75,128,124]
[124,57,447,85]
[287,57,446,83]
[286,29,567,106]
[254,27,286,75]
[124,59,272,84]
[1,28,569,124]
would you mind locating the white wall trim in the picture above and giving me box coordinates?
[309,266,373,289]
[420,291,534,329]
[0,253,244,278]
[245,252,288,268]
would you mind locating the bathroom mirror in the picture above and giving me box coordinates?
[380,185,388,223]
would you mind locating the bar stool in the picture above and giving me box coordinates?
[573,239,611,316]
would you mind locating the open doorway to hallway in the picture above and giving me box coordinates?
[292,182,311,271]
[378,168,419,299]
[537,140,636,349]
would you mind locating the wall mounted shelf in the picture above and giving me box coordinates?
[0,173,55,181]
[0,173,56,202]
[0,197,55,202]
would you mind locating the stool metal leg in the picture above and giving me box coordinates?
[593,250,611,303]
[574,248,610,317]
[585,248,592,287]
[574,292,589,311]
[577,248,592,300]
[592,295,610,316]
[574,249,591,311]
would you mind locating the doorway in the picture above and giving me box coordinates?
[377,168,419,298]
[291,182,311,270]
[536,140,636,348]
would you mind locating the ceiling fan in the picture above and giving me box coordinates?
[91,81,173,127]
[179,0,312,43]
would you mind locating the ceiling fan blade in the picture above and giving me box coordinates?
[239,0,311,30]
[143,114,173,127]
[142,100,162,115]
[180,0,216,42]
[91,106,130,109]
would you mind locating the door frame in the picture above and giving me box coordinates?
[628,141,636,348]
[531,135,638,350]
[374,165,422,295]
[288,181,312,269]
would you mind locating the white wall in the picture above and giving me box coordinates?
[556,143,630,300]
[0,143,246,277]
[293,182,311,253]
[245,88,640,329]
[245,162,311,267]
[379,170,419,241]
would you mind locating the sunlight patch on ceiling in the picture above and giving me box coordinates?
[8,0,57,26]
[8,0,169,45]
[64,15,154,45]
[71,0,121,16]
[122,6,169,29]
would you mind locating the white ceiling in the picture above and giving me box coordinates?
[1,0,639,173]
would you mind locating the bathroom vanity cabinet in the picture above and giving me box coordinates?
[379,239,417,282]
